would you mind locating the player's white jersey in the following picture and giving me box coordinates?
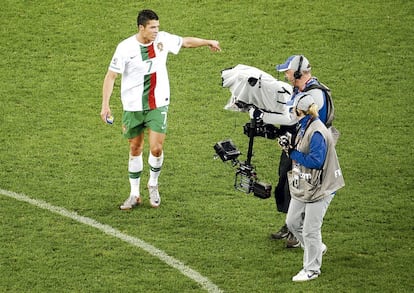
[109,31,183,111]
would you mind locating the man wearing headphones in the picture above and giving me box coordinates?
[277,55,329,123]
[251,55,331,248]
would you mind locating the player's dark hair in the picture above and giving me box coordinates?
[137,9,159,27]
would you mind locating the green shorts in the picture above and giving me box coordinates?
[122,106,168,139]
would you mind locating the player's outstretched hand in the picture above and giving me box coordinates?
[208,40,221,52]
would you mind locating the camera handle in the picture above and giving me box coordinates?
[246,118,256,165]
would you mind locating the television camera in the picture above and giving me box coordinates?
[216,64,294,199]
[214,118,279,199]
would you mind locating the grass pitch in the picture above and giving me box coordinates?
[1,0,413,292]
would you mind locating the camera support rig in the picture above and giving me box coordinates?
[214,118,272,199]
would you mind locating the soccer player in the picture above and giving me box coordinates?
[100,9,221,209]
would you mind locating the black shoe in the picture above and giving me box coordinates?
[286,232,300,248]
[270,224,289,240]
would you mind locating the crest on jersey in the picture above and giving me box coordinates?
[157,42,164,52]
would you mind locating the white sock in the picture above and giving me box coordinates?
[128,154,143,197]
[148,152,163,187]
[129,178,140,198]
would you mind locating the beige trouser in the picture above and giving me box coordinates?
[286,194,333,274]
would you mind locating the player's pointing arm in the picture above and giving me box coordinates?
[182,37,221,52]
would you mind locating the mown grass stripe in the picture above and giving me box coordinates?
[0,188,222,293]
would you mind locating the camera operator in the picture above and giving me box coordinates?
[282,93,344,282]
[249,55,333,248]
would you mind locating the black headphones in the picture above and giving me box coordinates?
[293,55,304,80]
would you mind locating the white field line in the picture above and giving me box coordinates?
[0,189,222,293]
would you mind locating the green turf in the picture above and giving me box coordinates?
[1,0,413,292]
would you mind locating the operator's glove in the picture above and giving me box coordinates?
[249,107,264,120]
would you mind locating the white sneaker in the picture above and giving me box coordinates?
[119,195,142,210]
[148,185,161,208]
[292,269,319,282]
[322,243,328,255]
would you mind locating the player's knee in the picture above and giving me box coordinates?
[150,146,163,157]
[130,144,143,156]
[129,135,144,156]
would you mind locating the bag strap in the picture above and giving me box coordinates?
[304,82,335,128]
